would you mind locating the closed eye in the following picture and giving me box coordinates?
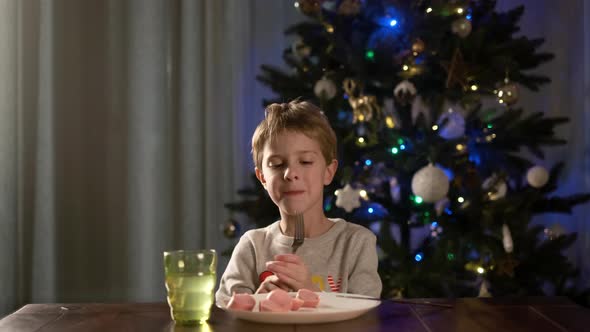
[300,161,313,165]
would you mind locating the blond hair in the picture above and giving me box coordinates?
[252,100,337,169]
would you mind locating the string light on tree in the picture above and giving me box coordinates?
[430,221,443,237]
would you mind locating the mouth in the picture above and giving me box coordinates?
[282,190,304,196]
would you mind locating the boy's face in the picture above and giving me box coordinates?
[255,130,337,216]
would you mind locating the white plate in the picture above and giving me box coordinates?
[219,292,380,324]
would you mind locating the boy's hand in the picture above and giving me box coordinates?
[266,254,320,291]
[255,274,289,294]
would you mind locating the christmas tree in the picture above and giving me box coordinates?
[225,0,590,304]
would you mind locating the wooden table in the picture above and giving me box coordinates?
[1,297,589,331]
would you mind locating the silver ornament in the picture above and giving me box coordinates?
[526,165,549,188]
[314,78,338,99]
[451,18,472,38]
[411,164,450,203]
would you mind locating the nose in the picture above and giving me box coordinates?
[284,165,299,181]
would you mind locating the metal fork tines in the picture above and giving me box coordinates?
[291,214,304,253]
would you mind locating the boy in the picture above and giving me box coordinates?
[215,100,382,305]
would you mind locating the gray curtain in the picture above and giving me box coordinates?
[0,0,299,315]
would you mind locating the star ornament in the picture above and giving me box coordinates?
[335,184,362,212]
[440,48,473,89]
[496,255,520,277]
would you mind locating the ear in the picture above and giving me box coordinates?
[323,159,338,185]
[255,167,267,189]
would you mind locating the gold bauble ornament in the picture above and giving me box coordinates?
[411,38,425,54]
[291,39,311,58]
[223,219,240,239]
[451,17,472,38]
[295,0,323,16]
[338,0,362,16]
[496,82,519,105]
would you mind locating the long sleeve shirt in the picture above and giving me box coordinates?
[215,218,382,306]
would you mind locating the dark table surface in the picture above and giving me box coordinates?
[1,297,589,332]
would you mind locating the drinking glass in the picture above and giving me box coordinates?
[163,249,217,325]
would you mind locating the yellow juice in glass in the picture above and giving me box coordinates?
[163,249,217,325]
[165,272,216,324]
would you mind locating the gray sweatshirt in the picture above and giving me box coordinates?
[215,218,382,305]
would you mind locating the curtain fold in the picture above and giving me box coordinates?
[0,0,301,315]
[0,0,18,315]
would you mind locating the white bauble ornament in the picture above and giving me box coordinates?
[411,164,450,203]
[314,78,338,99]
[502,224,513,253]
[526,165,549,188]
[411,96,431,125]
[393,80,417,106]
[451,18,472,38]
[437,105,466,139]
[335,184,362,212]
[482,175,507,200]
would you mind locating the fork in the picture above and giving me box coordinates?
[291,214,304,253]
